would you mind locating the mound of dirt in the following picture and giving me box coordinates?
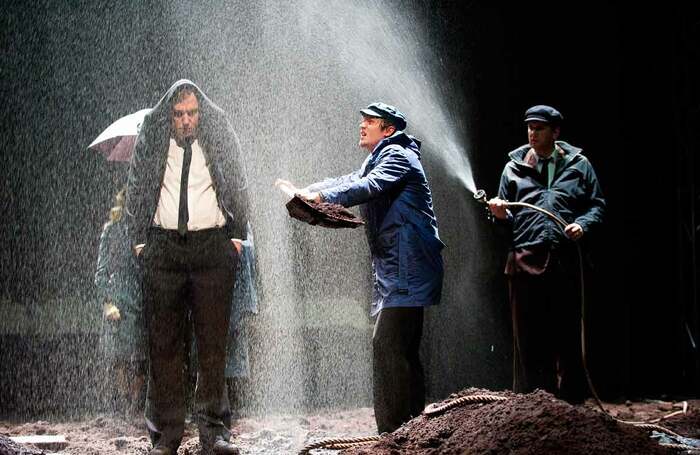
[342,389,675,455]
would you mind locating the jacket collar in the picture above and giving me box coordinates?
[508,141,582,170]
[371,131,422,158]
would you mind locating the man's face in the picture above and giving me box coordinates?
[171,92,200,144]
[359,115,394,151]
[527,121,559,154]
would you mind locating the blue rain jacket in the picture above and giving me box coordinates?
[225,223,258,378]
[308,131,444,316]
[94,219,146,361]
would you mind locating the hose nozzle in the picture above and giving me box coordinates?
[473,189,493,222]
[473,189,488,204]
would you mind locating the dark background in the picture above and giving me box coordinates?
[1,1,698,416]
[455,2,700,398]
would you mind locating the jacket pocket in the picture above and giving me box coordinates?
[404,223,443,291]
[398,228,408,293]
[374,228,402,293]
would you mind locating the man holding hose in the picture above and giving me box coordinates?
[488,105,605,404]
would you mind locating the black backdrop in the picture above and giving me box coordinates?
[452,2,700,397]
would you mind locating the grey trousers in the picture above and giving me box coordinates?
[372,307,425,434]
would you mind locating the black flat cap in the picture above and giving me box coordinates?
[360,102,407,131]
[524,105,563,125]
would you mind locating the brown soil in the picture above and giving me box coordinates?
[1,392,698,454]
[341,389,699,455]
[306,202,361,223]
[286,196,363,228]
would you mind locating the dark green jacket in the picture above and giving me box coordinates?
[497,141,605,249]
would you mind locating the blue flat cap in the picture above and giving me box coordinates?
[524,105,563,125]
[360,102,407,131]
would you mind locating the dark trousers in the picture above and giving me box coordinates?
[142,227,237,451]
[372,307,425,434]
[508,247,587,404]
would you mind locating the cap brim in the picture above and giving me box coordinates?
[524,116,550,123]
[360,108,383,118]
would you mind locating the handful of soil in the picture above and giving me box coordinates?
[285,195,364,229]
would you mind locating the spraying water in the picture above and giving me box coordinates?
[294,0,477,194]
[1,0,492,437]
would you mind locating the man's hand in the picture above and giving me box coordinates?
[104,302,121,321]
[297,190,322,203]
[487,198,509,220]
[231,239,242,255]
[564,223,584,241]
[274,179,298,197]
[275,179,322,203]
[133,243,145,257]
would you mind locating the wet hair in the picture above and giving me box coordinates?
[172,85,199,106]
[378,118,396,131]
[108,187,126,224]
[362,114,395,132]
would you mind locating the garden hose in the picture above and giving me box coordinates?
[473,190,691,437]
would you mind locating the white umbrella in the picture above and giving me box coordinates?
[88,108,151,162]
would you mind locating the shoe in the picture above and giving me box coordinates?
[149,447,174,455]
[212,440,240,454]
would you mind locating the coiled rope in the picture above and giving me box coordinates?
[298,435,380,454]
[423,393,508,416]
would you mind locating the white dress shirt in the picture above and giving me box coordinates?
[153,138,226,231]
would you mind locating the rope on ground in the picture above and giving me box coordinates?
[324,440,378,450]
[658,442,700,452]
[298,435,380,454]
[423,393,509,417]
[629,422,683,439]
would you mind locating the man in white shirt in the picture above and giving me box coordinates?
[126,80,249,455]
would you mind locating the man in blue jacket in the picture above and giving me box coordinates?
[488,105,605,404]
[277,102,444,433]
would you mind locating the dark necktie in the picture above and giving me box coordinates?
[540,157,550,188]
[177,143,193,236]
